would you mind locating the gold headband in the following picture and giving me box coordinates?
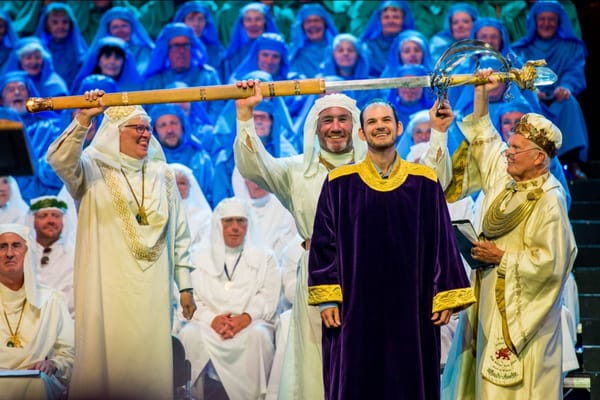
[513,115,558,158]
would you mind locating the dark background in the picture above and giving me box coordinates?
[575,1,600,163]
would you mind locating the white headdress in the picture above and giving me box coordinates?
[84,105,165,168]
[0,176,28,224]
[302,93,367,177]
[0,223,42,308]
[207,198,257,276]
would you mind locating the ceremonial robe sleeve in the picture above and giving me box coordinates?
[422,127,452,190]
[47,291,75,384]
[307,177,342,305]
[47,120,88,201]
[172,176,195,290]
[457,113,508,194]
[502,194,577,353]
[234,119,295,210]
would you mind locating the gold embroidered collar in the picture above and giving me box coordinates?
[482,173,549,240]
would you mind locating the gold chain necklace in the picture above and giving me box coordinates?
[482,184,544,240]
[3,299,26,348]
[319,153,354,172]
[121,161,149,225]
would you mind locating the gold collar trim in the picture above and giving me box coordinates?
[98,161,171,262]
[482,174,548,239]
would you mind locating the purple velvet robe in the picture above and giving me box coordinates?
[308,157,474,400]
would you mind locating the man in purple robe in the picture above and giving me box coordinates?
[308,98,476,400]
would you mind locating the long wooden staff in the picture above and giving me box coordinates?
[25,59,554,113]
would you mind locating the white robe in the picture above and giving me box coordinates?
[232,167,300,262]
[235,118,343,399]
[34,239,75,318]
[0,176,28,225]
[47,120,194,399]
[178,244,280,400]
[442,114,577,400]
[0,285,74,400]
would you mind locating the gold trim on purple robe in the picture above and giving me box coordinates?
[432,287,476,313]
[329,154,437,192]
[308,284,343,305]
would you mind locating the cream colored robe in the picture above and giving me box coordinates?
[47,121,194,399]
[442,114,577,400]
[178,244,280,399]
[235,119,335,400]
[0,285,74,400]
[34,239,75,318]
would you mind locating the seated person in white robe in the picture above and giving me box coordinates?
[177,197,280,400]
[0,223,74,400]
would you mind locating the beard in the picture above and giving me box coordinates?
[364,133,396,151]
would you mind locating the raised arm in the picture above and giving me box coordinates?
[47,90,107,200]
[235,80,263,122]
[473,68,499,119]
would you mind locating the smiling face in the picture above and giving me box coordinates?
[316,106,354,154]
[20,50,43,77]
[243,10,266,39]
[303,15,325,42]
[451,11,474,40]
[359,103,402,151]
[119,115,152,159]
[535,11,559,39]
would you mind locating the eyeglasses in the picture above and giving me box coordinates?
[40,247,52,266]
[501,147,541,160]
[168,42,191,51]
[123,124,152,135]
